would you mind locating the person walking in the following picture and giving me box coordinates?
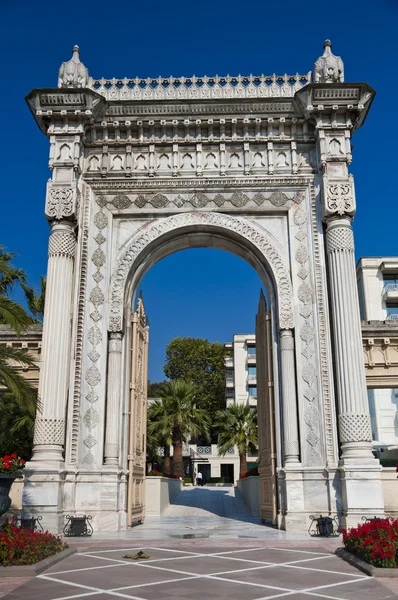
[197,471,203,487]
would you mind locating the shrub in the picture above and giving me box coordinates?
[207,477,231,484]
[183,478,192,485]
[147,470,180,479]
[0,523,68,566]
[342,518,398,568]
[240,466,259,479]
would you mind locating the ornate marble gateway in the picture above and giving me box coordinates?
[23,41,384,532]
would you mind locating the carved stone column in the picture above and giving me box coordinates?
[104,332,123,465]
[280,329,300,463]
[325,218,374,461]
[31,221,76,463]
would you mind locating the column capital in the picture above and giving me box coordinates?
[280,329,295,350]
[108,331,123,353]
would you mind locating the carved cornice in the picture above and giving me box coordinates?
[295,83,376,132]
[105,101,297,117]
[25,88,106,135]
[88,176,312,191]
[108,212,294,332]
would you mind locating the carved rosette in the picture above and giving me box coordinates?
[83,198,108,464]
[109,211,294,333]
[45,184,76,221]
[323,177,356,219]
[292,201,322,464]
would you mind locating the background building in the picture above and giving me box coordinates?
[357,258,398,463]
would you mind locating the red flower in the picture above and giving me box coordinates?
[3,464,9,469]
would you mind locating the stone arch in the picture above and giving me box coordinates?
[108,211,294,332]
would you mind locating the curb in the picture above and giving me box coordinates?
[335,547,398,578]
[0,546,76,577]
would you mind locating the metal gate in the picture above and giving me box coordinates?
[256,290,278,525]
[127,295,149,525]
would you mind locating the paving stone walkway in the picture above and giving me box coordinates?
[3,543,396,599]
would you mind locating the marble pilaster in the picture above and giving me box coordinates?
[280,329,300,463]
[104,332,123,465]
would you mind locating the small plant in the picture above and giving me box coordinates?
[342,518,398,568]
[123,550,151,560]
[0,454,25,474]
[0,523,68,566]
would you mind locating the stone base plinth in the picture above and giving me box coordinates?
[339,462,385,530]
[278,465,342,532]
[23,465,128,533]
[22,463,66,533]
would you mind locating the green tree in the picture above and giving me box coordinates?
[147,380,168,399]
[146,404,172,474]
[0,391,38,460]
[163,337,227,418]
[215,404,258,477]
[148,380,210,477]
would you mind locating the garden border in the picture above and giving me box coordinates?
[336,547,398,578]
[0,547,76,577]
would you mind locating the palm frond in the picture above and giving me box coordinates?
[0,296,34,332]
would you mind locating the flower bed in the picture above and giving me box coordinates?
[0,454,25,473]
[0,523,68,567]
[240,466,258,479]
[342,518,398,568]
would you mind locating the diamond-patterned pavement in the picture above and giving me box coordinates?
[3,544,396,600]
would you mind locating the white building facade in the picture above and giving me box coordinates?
[358,258,398,460]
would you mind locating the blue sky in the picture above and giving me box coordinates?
[1,0,397,381]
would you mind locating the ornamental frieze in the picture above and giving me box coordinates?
[94,189,306,211]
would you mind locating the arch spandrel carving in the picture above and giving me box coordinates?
[108,211,294,332]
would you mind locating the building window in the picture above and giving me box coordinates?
[248,367,256,376]
[247,346,256,356]
[248,387,257,397]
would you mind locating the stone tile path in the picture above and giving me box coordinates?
[3,543,396,599]
[113,486,315,542]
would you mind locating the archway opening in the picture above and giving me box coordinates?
[122,239,282,527]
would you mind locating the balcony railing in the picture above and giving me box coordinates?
[247,353,256,361]
[386,313,398,320]
[248,375,257,383]
[383,282,398,293]
[197,446,212,454]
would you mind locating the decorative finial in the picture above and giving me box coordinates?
[313,40,344,84]
[58,45,89,89]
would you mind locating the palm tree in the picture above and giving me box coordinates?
[22,277,46,323]
[215,404,258,477]
[0,246,38,442]
[148,380,210,477]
